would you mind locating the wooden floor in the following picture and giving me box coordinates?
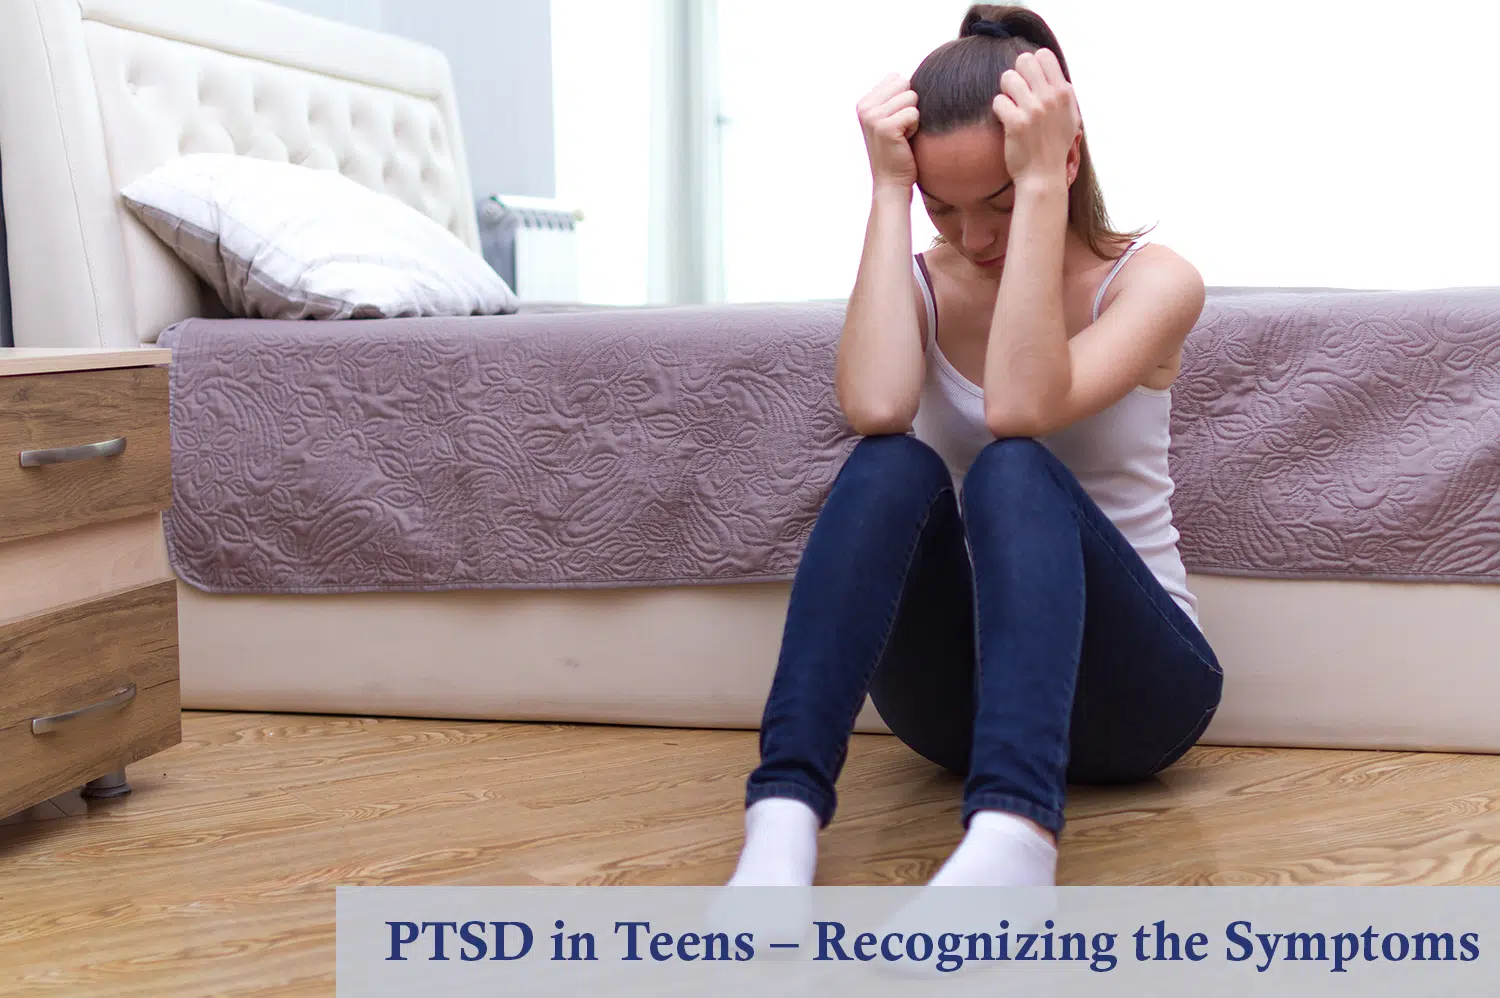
[4,711,1500,995]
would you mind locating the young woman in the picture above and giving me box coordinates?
[725,5,1223,889]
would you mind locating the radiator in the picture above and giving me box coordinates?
[478,195,582,302]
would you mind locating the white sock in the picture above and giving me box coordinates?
[927,809,1058,887]
[726,798,820,887]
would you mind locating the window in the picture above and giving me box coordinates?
[714,0,1498,294]
[716,1,972,302]
[555,1,1498,303]
[551,2,654,304]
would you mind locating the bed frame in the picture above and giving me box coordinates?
[4,0,1497,752]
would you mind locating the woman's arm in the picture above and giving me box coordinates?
[836,184,926,435]
[837,75,928,437]
[982,172,1071,436]
[981,50,1201,438]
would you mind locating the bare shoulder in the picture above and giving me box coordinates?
[1101,242,1205,389]
[1114,242,1205,313]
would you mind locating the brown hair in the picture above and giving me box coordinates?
[912,4,1151,259]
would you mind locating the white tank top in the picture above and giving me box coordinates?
[910,241,1200,627]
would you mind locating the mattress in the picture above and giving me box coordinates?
[176,573,1500,752]
[161,289,1500,752]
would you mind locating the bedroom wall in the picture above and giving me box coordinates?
[271,0,555,198]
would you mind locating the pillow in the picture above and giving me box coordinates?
[121,154,519,320]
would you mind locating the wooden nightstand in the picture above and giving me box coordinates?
[0,348,181,818]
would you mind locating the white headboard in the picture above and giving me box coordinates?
[0,0,482,348]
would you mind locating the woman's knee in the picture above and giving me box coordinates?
[836,434,953,503]
[961,436,1056,498]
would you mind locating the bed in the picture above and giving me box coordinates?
[4,0,1498,753]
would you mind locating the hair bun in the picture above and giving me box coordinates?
[967,18,1013,39]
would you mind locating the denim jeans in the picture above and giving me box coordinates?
[745,434,1224,835]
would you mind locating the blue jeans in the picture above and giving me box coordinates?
[746,434,1223,835]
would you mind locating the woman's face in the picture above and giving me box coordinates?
[912,121,1017,273]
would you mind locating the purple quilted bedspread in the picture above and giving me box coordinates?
[159,287,1500,593]
[159,304,858,592]
[1169,286,1500,583]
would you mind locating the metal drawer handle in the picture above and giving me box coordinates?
[31,684,137,735]
[19,436,127,468]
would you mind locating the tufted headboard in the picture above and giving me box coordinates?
[0,0,482,349]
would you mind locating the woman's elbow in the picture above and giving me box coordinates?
[983,402,1049,440]
[840,397,916,437]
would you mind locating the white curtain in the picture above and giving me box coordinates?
[552,0,723,306]
[551,2,654,305]
[647,0,724,305]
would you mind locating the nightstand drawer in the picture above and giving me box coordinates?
[0,680,181,819]
[0,366,171,544]
[0,581,180,816]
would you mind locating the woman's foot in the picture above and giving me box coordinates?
[927,809,1058,887]
[710,798,820,953]
[726,797,820,887]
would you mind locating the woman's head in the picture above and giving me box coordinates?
[910,4,1143,265]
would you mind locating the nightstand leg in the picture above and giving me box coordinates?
[81,770,131,799]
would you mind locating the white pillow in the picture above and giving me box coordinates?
[121,154,518,320]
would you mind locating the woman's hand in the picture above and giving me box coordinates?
[857,74,920,192]
[992,49,1080,188]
